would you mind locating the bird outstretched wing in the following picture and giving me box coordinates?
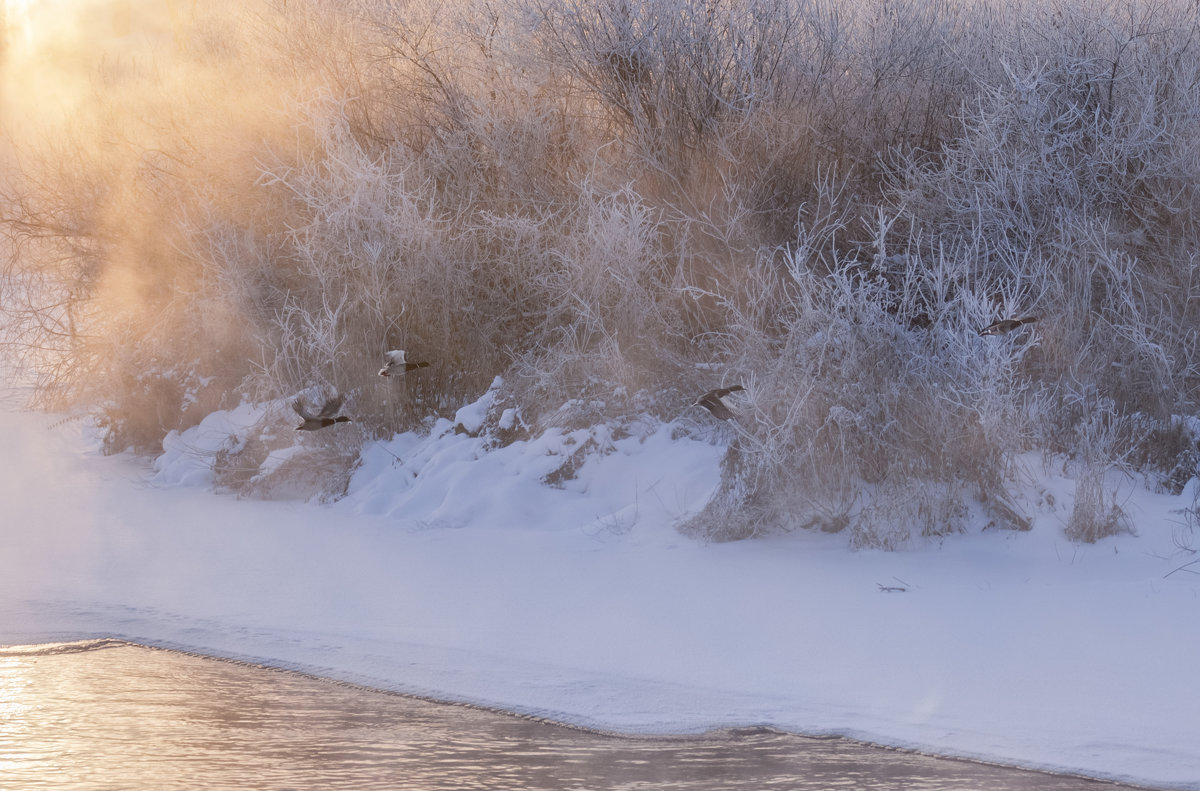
[979,316,1038,336]
[698,394,735,420]
[695,385,745,420]
[315,393,345,419]
[291,399,315,422]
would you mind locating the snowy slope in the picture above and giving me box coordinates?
[2,398,1199,789]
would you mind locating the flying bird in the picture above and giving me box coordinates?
[378,349,431,377]
[293,393,351,431]
[693,385,745,421]
[979,316,1038,336]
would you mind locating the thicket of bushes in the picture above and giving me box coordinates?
[2,0,1198,544]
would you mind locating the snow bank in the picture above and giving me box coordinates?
[150,384,725,537]
[343,415,722,538]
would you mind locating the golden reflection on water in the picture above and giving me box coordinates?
[0,641,1145,791]
[0,656,34,776]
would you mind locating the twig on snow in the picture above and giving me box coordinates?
[1163,559,1200,579]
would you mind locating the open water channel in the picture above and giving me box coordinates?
[0,640,1152,790]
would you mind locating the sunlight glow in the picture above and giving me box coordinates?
[1,0,200,148]
[3,2,29,48]
[3,1,34,47]
[3,0,87,52]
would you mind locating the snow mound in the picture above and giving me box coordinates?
[153,402,270,487]
[453,376,503,436]
[343,415,723,537]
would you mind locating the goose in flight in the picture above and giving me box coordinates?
[379,349,431,377]
[693,385,745,421]
[979,316,1038,336]
[293,393,351,431]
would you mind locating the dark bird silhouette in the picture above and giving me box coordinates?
[379,349,431,377]
[293,393,351,431]
[979,316,1038,336]
[693,385,745,421]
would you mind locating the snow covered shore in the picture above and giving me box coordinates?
[2,402,1198,789]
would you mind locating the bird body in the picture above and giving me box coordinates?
[979,316,1038,336]
[379,349,431,377]
[297,416,351,430]
[293,393,351,431]
[694,385,745,421]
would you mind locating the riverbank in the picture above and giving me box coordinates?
[2,404,1198,789]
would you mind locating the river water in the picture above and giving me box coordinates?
[0,640,1146,790]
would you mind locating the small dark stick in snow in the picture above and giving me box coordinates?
[979,316,1038,336]
[693,385,745,421]
[293,393,352,431]
[379,349,431,377]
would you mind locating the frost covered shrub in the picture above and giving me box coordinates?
[532,0,978,169]
[1065,406,1136,543]
[241,106,702,434]
[1066,468,1132,544]
[869,0,1200,543]
[1130,416,1199,496]
[95,363,224,455]
[853,481,971,551]
[211,430,277,494]
[241,432,363,503]
[531,0,812,164]
[501,183,702,427]
[889,0,1200,425]
[682,228,1038,543]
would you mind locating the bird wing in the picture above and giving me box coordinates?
[383,350,407,366]
[697,391,737,420]
[316,393,345,419]
[291,399,315,421]
[979,320,1008,335]
[981,316,1038,335]
[692,384,745,420]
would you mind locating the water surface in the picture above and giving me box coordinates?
[0,640,1148,790]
